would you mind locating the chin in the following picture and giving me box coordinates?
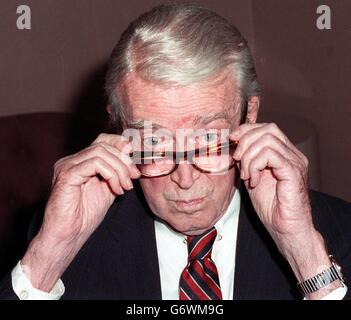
[165,212,216,235]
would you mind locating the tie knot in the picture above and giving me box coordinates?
[187,227,217,261]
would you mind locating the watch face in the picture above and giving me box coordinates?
[329,255,346,282]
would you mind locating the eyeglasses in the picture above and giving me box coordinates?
[130,140,238,177]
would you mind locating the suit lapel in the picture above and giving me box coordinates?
[233,186,264,299]
[233,185,300,299]
[105,187,162,299]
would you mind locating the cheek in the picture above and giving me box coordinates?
[212,175,233,191]
[208,172,236,203]
[139,177,169,208]
[140,177,165,194]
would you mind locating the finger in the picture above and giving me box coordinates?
[91,135,140,178]
[230,123,265,140]
[247,147,297,188]
[92,133,133,153]
[87,145,139,190]
[231,122,296,152]
[63,157,125,195]
[248,166,261,189]
[236,133,301,180]
[231,123,306,165]
[67,144,140,184]
[52,154,75,185]
[58,146,136,191]
[232,123,290,150]
[97,143,141,179]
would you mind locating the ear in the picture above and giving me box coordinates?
[106,105,113,115]
[246,96,260,124]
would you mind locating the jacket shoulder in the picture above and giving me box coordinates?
[309,190,351,233]
[309,190,351,283]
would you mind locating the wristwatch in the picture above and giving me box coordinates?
[297,255,346,296]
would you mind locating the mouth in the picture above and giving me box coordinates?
[172,197,205,211]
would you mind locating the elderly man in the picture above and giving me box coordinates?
[1,4,350,300]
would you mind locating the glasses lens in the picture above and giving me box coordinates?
[136,155,175,177]
[133,141,236,177]
[194,142,235,173]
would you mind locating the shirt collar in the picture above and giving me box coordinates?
[214,187,241,236]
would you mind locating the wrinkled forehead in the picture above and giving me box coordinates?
[119,71,242,131]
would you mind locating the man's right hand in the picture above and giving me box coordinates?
[20,133,140,293]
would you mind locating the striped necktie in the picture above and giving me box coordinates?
[179,227,223,300]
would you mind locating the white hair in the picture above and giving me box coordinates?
[105,4,261,129]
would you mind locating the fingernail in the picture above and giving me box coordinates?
[122,143,133,154]
[127,179,133,190]
[119,186,125,195]
[132,166,141,177]
[249,179,255,189]
[236,162,241,170]
[122,155,132,165]
[233,146,242,160]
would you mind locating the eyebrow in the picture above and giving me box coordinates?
[126,111,231,130]
[192,111,230,126]
[127,120,165,130]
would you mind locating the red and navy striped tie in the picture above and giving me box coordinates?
[179,227,222,300]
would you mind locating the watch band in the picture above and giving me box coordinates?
[297,255,346,296]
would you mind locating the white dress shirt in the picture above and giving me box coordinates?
[12,189,347,300]
[155,188,240,300]
[12,260,64,300]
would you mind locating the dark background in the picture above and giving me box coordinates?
[0,0,350,276]
[2,0,350,200]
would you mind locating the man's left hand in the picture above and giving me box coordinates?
[230,122,312,240]
[230,123,341,298]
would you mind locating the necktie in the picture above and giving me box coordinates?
[179,227,223,300]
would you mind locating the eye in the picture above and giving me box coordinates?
[199,132,218,144]
[144,136,161,146]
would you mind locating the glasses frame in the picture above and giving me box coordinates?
[131,140,238,177]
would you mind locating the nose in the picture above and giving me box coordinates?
[170,160,201,189]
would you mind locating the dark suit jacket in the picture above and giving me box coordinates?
[1,185,351,300]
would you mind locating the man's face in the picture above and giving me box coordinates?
[120,71,242,235]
